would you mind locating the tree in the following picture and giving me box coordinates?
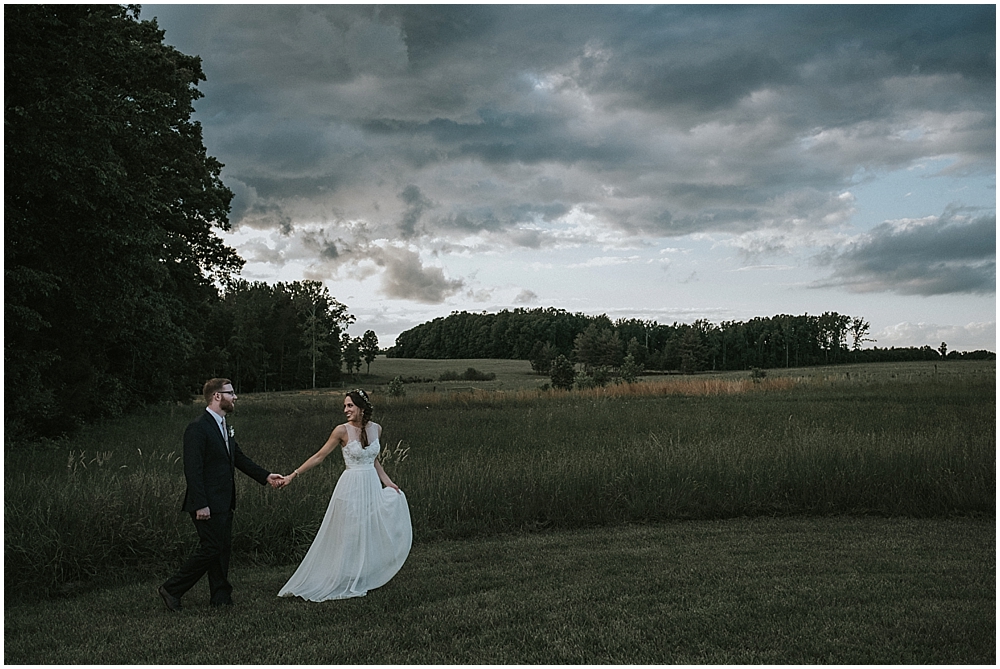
[549,355,575,390]
[573,324,622,371]
[222,281,274,393]
[818,312,852,364]
[289,281,352,389]
[626,337,649,367]
[6,5,239,437]
[529,340,557,374]
[849,317,874,351]
[677,327,706,374]
[360,330,380,375]
[938,342,948,358]
[619,354,642,384]
[342,335,362,381]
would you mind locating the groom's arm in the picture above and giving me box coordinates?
[182,421,210,511]
[232,439,274,486]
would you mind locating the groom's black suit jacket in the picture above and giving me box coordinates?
[180,410,271,514]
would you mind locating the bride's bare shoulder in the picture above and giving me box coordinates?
[329,423,349,442]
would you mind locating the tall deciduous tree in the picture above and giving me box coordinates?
[360,330,380,375]
[342,334,362,381]
[6,5,240,437]
[290,281,351,389]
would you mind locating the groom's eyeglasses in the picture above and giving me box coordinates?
[219,390,236,396]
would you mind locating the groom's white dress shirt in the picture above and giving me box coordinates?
[206,408,230,453]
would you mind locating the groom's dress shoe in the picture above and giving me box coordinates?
[158,586,182,612]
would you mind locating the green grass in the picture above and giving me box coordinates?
[5,360,994,595]
[359,355,541,391]
[5,361,994,663]
[361,355,992,392]
[4,517,993,664]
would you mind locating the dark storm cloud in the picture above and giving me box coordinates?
[818,210,996,296]
[142,4,995,300]
[398,185,432,238]
[577,5,994,115]
[434,200,571,236]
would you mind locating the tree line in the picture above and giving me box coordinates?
[205,279,380,395]
[5,7,374,440]
[388,308,994,375]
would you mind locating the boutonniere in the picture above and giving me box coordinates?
[228,426,235,439]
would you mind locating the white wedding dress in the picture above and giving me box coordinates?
[278,422,411,601]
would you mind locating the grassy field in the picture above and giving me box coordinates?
[4,359,994,663]
[5,359,993,596]
[359,354,991,392]
[5,517,993,664]
[357,355,541,391]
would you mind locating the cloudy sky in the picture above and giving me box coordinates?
[142,4,996,351]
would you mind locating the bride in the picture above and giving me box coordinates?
[277,389,411,601]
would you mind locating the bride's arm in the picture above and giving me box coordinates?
[373,423,402,493]
[283,425,346,484]
[374,459,401,493]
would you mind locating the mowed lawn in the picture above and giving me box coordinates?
[5,516,993,664]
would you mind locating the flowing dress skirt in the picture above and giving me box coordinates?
[278,463,411,601]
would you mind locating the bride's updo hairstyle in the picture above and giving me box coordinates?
[347,389,374,448]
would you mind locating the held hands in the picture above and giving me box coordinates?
[269,471,297,488]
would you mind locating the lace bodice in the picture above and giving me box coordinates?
[342,422,380,468]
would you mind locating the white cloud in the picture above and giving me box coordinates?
[513,289,539,304]
[568,255,641,269]
[877,321,996,351]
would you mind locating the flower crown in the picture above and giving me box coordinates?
[352,388,372,409]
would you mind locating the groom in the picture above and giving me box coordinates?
[158,378,281,611]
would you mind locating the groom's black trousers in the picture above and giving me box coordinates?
[162,511,234,606]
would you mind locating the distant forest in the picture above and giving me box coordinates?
[388,308,995,373]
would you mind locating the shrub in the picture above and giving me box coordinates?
[619,354,642,384]
[463,367,496,381]
[549,355,575,390]
[439,367,496,382]
[387,376,405,397]
[592,366,612,387]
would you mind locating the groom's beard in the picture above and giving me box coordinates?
[220,398,235,414]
